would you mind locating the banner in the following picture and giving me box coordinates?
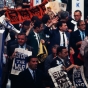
[73,66,88,88]
[11,48,32,75]
[5,0,48,24]
[48,65,72,88]
[0,30,5,88]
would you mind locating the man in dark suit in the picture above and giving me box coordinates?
[18,55,45,88]
[8,33,33,88]
[70,20,88,65]
[44,21,70,54]
[27,20,45,56]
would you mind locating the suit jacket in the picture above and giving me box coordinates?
[44,27,70,54]
[27,30,43,56]
[18,68,44,88]
[70,29,88,50]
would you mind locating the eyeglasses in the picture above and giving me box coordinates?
[74,15,81,17]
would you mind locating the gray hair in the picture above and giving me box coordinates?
[60,11,69,19]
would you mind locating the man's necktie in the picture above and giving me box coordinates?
[20,46,23,48]
[62,33,65,47]
[33,70,36,82]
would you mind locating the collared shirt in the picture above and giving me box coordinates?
[34,31,40,47]
[28,67,34,78]
[59,30,68,47]
[79,30,85,41]
[56,56,65,66]
[19,44,26,49]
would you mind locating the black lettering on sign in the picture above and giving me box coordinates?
[30,6,41,17]
[39,4,46,15]
[7,10,19,22]
[52,71,70,87]
[18,9,31,20]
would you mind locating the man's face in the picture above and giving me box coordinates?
[28,58,38,70]
[60,23,68,32]
[52,47,57,54]
[59,49,68,59]
[37,23,44,32]
[23,25,30,31]
[74,12,81,21]
[17,35,27,46]
[78,21,86,31]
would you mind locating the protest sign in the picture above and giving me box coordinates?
[59,3,67,11]
[73,66,88,88]
[48,65,72,88]
[45,1,67,14]
[11,48,32,75]
[5,0,48,24]
[0,30,5,88]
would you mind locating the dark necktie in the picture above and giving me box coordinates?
[33,70,36,82]
[62,33,65,47]
[21,46,23,48]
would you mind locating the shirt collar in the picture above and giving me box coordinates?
[19,43,26,49]
[28,67,33,75]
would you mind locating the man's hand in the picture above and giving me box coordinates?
[74,65,80,69]
[11,51,17,59]
[76,41,82,46]
[40,39,45,44]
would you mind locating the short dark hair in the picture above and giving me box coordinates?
[23,20,30,26]
[74,10,82,15]
[27,55,38,62]
[57,21,66,28]
[57,46,66,54]
[52,44,59,49]
[17,33,27,38]
[31,16,39,23]
[42,14,50,24]
[34,20,42,29]
[77,20,84,26]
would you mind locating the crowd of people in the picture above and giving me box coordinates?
[0,0,88,88]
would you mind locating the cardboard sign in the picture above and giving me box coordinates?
[48,65,72,88]
[11,48,32,75]
[45,1,67,14]
[73,66,88,88]
[5,0,48,24]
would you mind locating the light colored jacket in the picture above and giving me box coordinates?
[80,36,88,56]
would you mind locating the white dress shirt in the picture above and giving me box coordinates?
[28,68,34,78]
[59,31,68,47]
[34,31,40,47]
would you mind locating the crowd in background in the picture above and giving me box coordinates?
[1,0,88,88]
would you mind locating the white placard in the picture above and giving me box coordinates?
[48,65,72,88]
[72,0,84,20]
[11,48,32,75]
